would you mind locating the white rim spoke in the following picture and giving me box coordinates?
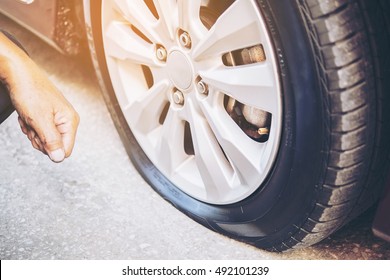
[199,95,265,185]
[105,22,157,67]
[155,108,187,176]
[124,81,170,133]
[177,0,203,32]
[193,0,263,60]
[186,100,235,199]
[114,0,162,43]
[153,0,178,41]
[199,63,278,114]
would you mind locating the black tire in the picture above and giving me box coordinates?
[87,0,390,251]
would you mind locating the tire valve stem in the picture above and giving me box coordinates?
[258,127,269,136]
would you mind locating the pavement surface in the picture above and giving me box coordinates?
[1,13,390,260]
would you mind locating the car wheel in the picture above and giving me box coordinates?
[86,0,390,251]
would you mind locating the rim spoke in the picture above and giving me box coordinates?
[114,0,162,43]
[177,0,203,33]
[198,94,265,185]
[123,81,170,133]
[193,0,263,60]
[105,22,157,67]
[153,0,178,41]
[155,109,187,176]
[199,63,278,114]
[186,100,234,200]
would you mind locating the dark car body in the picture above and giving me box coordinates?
[0,0,85,55]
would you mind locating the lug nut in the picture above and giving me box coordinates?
[173,90,185,105]
[197,80,209,95]
[156,46,167,61]
[179,31,191,48]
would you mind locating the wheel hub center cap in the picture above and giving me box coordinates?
[167,50,193,90]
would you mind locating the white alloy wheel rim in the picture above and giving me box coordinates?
[101,0,282,204]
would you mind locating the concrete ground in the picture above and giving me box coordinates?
[0,13,389,260]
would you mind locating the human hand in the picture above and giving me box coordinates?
[13,71,80,162]
[0,32,79,162]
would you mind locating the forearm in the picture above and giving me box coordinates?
[0,31,31,95]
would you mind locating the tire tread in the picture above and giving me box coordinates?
[269,0,390,251]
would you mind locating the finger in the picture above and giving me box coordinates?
[31,116,65,163]
[33,136,45,153]
[18,116,29,135]
[56,115,79,157]
[31,137,41,151]
[27,129,36,142]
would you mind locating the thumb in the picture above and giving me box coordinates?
[34,118,65,162]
